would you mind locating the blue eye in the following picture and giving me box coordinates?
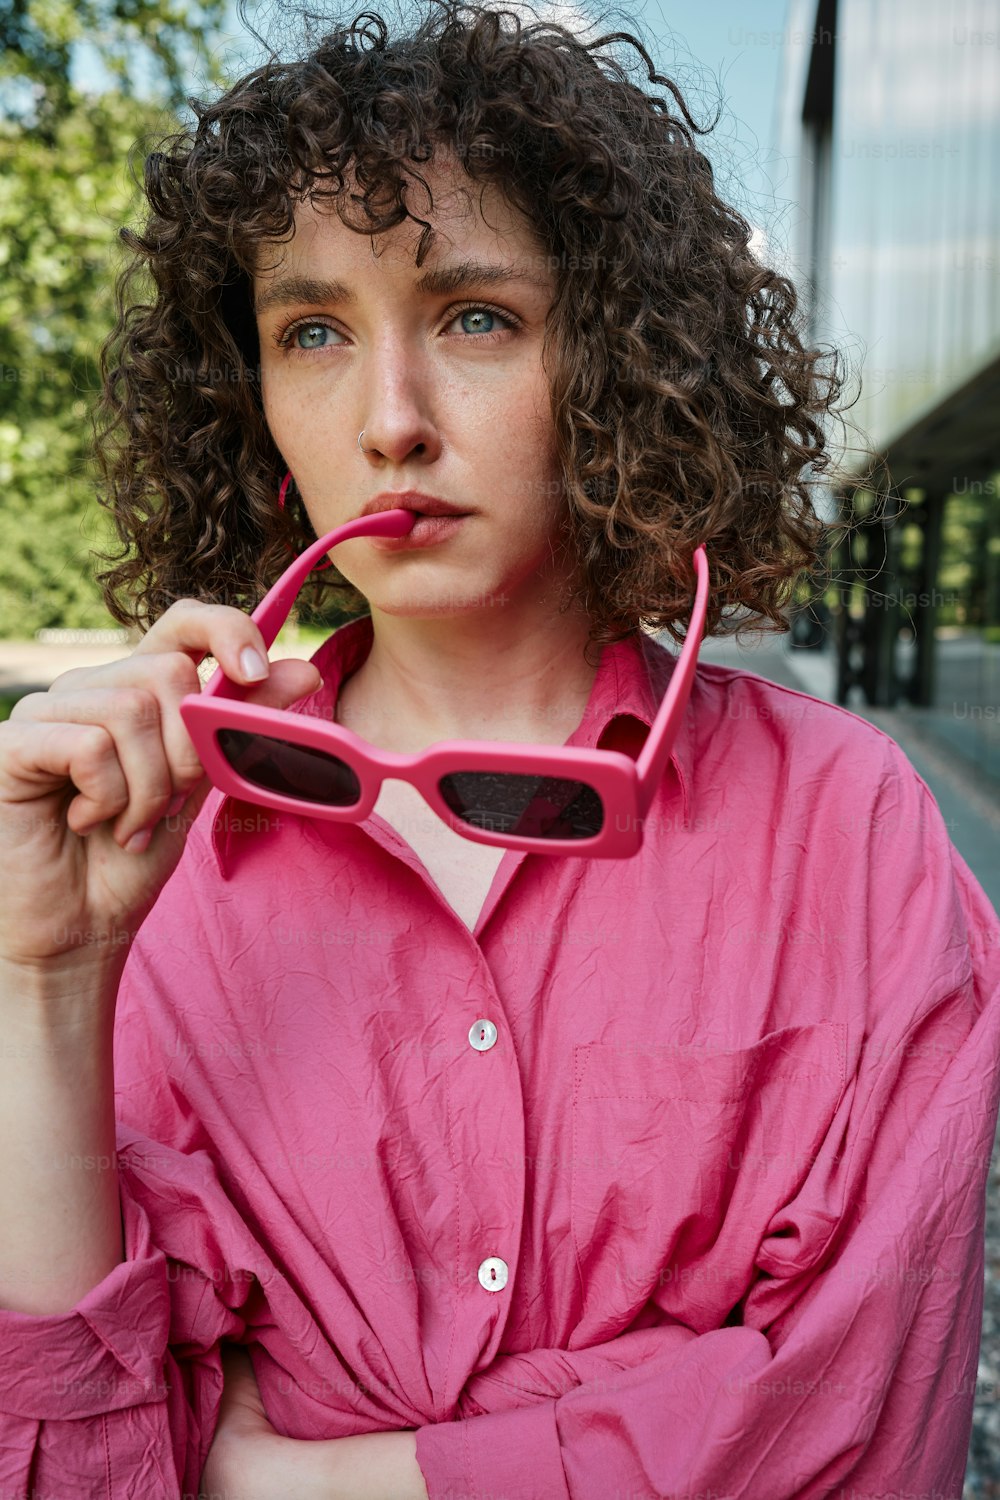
[277,303,515,355]
[295,323,332,349]
[457,308,498,334]
[450,305,517,340]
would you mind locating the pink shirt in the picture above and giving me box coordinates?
[2,614,999,1500]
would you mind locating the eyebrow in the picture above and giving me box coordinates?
[253,258,550,317]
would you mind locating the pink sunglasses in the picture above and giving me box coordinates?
[179,509,709,858]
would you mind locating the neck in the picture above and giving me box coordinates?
[334,602,601,754]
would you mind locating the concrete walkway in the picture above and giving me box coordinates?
[0,634,314,698]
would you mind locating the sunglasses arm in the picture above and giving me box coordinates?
[194,516,709,788]
[633,545,710,815]
[199,509,416,702]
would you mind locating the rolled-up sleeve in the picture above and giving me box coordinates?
[0,1123,263,1500]
[0,824,282,1500]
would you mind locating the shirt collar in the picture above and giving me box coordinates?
[208,614,694,879]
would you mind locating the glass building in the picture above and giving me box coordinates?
[774,0,1000,786]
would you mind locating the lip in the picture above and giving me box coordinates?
[368,513,470,550]
[360,491,472,520]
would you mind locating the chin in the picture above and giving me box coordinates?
[359,563,499,612]
[373,595,506,619]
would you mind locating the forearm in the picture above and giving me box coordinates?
[0,956,125,1314]
[331,1432,428,1500]
[213,1430,428,1500]
[205,1348,428,1500]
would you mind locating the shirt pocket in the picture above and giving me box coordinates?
[569,1021,849,1336]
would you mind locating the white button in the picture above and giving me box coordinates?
[468,1018,498,1052]
[478,1256,509,1292]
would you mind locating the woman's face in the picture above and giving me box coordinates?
[253,149,577,620]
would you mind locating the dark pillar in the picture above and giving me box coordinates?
[902,493,944,708]
[833,488,904,707]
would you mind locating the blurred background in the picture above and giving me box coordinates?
[1,2,999,1489]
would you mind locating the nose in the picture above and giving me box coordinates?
[355,339,442,466]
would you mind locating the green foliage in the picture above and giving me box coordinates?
[0,0,233,638]
[0,0,231,127]
[0,90,177,635]
[940,479,1000,629]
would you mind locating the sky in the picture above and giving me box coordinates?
[74,0,795,259]
[595,0,795,258]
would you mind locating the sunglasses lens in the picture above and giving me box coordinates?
[438,770,604,841]
[216,728,362,807]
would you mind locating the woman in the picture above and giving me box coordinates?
[1,4,998,1497]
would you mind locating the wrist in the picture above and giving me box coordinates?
[251,1431,339,1500]
[0,951,123,1037]
[228,1429,428,1500]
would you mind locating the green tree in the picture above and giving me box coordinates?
[0,0,230,638]
[1,0,230,129]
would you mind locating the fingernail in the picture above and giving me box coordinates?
[240,647,268,681]
[124,828,153,855]
[166,793,187,818]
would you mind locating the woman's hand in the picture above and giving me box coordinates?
[200,1344,280,1499]
[0,599,321,981]
[200,1346,430,1500]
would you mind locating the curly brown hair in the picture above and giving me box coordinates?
[93,0,862,657]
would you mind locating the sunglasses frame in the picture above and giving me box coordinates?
[178,509,709,859]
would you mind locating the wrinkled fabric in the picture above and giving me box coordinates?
[1,613,999,1500]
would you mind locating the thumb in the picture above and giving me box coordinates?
[241,655,325,711]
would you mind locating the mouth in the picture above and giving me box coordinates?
[409,507,471,517]
[367,510,473,549]
[360,492,472,521]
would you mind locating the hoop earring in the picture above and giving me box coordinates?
[277,472,333,572]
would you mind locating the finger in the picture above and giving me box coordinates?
[129,599,276,687]
[149,657,325,835]
[0,720,129,829]
[239,656,325,711]
[89,653,323,832]
[8,688,175,846]
[26,653,324,851]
